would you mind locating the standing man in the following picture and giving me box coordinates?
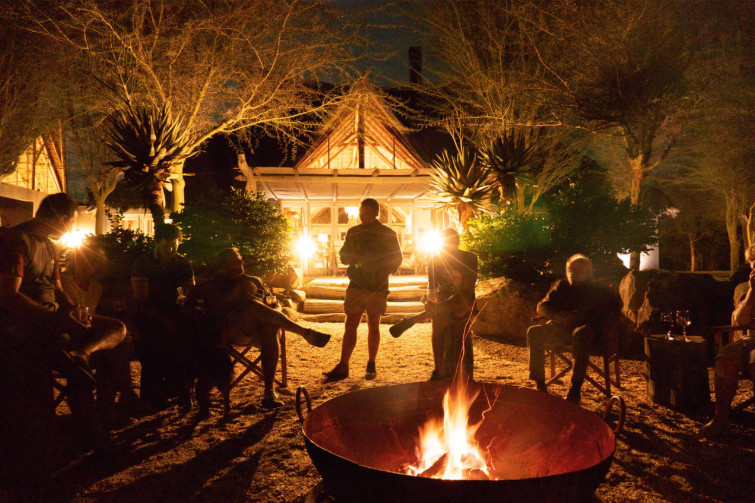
[700,243,755,437]
[526,254,622,404]
[324,198,402,380]
[131,223,194,408]
[427,228,478,381]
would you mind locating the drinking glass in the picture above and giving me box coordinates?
[660,311,676,340]
[676,310,691,339]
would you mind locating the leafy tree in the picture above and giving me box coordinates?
[171,188,293,277]
[23,0,366,213]
[83,214,154,283]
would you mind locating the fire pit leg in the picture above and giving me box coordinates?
[296,386,312,423]
[603,395,626,433]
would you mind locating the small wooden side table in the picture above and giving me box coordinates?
[645,334,710,409]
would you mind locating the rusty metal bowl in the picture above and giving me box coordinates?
[299,382,616,503]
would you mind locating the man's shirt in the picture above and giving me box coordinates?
[131,251,194,309]
[339,220,402,292]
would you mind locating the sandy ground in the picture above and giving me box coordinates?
[44,322,755,503]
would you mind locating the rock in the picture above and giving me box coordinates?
[282,307,299,321]
[277,297,294,309]
[266,266,302,290]
[619,270,734,349]
[289,289,306,303]
[472,277,548,340]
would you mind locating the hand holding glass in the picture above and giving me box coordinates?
[676,310,691,339]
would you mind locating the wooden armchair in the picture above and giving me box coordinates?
[710,325,754,413]
[537,316,623,398]
[226,329,288,390]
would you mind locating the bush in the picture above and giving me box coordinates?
[463,182,657,283]
[463,210,553,284]
[83,223,154,283]
[172,188,293,277]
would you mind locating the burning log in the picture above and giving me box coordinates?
[464,468,490,481]
[418,453,448,479]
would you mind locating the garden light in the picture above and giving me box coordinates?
[418,229,443,255]
[296,235,316,257]
[59,230,85,249]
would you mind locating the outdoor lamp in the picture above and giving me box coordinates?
[59,230,85,249]
[418,229,443,256]
[296,235,316,257]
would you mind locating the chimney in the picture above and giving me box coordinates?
[409,46,422,84]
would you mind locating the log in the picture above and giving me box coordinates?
[303,299,425,314]
[418,453,448,479]
[644,335,710,409]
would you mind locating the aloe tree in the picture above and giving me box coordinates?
[479,130,536,213]
[428,147,493,233]
[104,104,195,224]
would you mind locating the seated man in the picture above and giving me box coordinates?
[131,223,195,408]
[700,244,755,437]
[192,248,331,408]
[526,254,622,404]
[0,193,129,447]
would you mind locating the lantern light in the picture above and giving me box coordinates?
[59,230,85,249]
[418,229,443,255]
[296,235,316,257]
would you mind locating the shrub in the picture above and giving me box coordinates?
[172,188,293,277]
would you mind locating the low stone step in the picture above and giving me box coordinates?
[304,284,426,302]
[307,275,428,289]
[300,312,432,324]
[302,299,425,315]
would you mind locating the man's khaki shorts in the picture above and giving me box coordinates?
[343,288,389,317]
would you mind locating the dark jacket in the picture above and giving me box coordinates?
[339,220,402,292]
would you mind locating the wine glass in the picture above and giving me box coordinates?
[676,310,691,340]
[660,311,676,340]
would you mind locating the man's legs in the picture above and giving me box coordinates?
[444,315,473,381]
[240,301,330,347]
[567,324,595,403]
[365,311,382,377]
[527,322,572,390]
[431,314,449,380]
[257,324,283,407]
[327,312,362,377]
[700,342,745,436]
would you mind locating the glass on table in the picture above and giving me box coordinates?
[676,310,691,341]
[660,311,676,340]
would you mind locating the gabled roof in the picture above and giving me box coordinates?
[293,80,429,172]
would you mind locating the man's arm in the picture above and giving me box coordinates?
[536,281,576,325]
[0,272,56,322]
[339,228,357,265]
[384,230,403,275]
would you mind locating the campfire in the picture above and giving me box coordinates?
[404,379,494,480]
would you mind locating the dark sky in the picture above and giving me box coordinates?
[329,0,425,85]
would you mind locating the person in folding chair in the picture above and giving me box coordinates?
[526,254,622,404]
[700,243,755,438]
[191,248,331,408]
[0,194,130,456]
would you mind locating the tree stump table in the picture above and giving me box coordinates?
[645,334,710,409]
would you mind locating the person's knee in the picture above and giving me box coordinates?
[572,324,594,342]
[527,325,545,346]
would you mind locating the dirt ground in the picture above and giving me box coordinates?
[42,322,755,502]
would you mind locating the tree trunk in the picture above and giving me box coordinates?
[628,159,647,271]
[147,181,166,225]
[170,161,186,214]
[95,199,106,235]
[725,193,741,274]
[515,183,526,214]
[740,201,755,248]
[688,236,696,272]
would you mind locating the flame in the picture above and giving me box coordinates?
[405,380,494,480]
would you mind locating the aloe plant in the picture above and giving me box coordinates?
[480,130,535,213]
[104,104,195,223]
[428,147,493,232]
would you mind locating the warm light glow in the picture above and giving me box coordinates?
[418,230,443,255]
[59,230,85,248]
[318,233,329,244]
[345,206,359,220]
[405,381,493,480]
[163,218,173,224]
[296,235,316,257]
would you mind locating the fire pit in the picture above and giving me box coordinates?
[298,382,616,503]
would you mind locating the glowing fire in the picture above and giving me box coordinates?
[405,381,494,480]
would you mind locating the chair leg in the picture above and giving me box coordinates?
[279,330,288,388]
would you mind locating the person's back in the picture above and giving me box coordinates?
[340,219,402,292]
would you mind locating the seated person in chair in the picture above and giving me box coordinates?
[526,254,622,404]
[131,223,195,409]
[191,248,331,408]
[0,193,129,449]
[700,244,755,437]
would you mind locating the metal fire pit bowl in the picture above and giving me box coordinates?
[298,382,616,503]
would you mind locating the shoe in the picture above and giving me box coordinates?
[302,329,330,348]
[389,317,415,338]
[261,390,284,408]
[323,364,349,381]
[54,350,95,389]
[699,418,731,438]
[535,380,547,392]
[365,361,377,379]
[565,386,581,404]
